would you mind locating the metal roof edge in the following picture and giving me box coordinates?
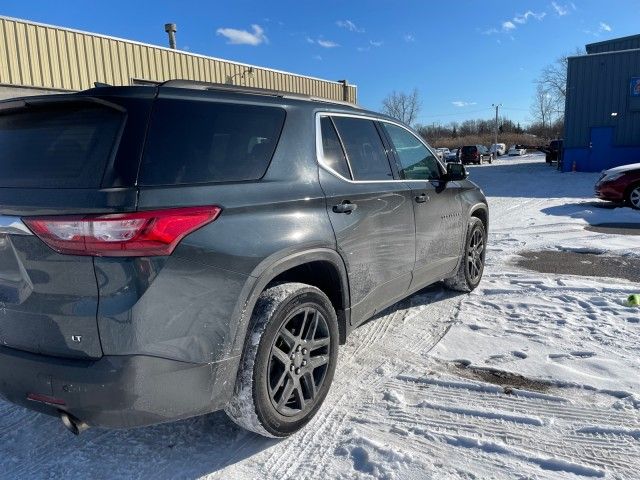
[0,15,358,88]
[568,47,640,60]
[586,33,640,50]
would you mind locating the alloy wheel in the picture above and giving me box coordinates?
[267,306,331,417]
[630,186,640,209]
[467,228,485,283]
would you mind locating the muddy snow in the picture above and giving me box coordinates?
[1,154,638,479]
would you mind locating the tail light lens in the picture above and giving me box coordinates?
[23,206,221,257]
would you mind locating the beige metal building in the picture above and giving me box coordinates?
[0,16,357,102]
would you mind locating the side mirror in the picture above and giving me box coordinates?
[446,162,468,181]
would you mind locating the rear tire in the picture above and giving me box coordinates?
[444,217,486,292]
[627,184,640,210]
[225,282,339,437]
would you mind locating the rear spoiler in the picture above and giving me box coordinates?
[0,95,126,114]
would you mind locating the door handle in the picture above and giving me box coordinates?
[333,201,357,214]
[415,193,429,203]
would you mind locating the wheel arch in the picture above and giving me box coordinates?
[231,248,351,360]
[469,203,489,233]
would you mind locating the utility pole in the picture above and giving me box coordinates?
[492,103,502,158]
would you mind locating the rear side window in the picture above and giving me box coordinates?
[332,117,392,181]
[461,146,476,154]
[0,103,123,188]
[319,116,351,179]
[140,99,286,186]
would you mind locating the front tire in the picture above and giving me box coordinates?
[444,217,486,292]
[627,184,640,210]
[225,282,339,437]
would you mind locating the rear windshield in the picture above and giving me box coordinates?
[0,103,123,188]
[461,146,477,153]
[139,99,286,186]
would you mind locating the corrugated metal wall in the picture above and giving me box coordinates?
[586,35,640,54]
[564,49,640,148]
[0,16,357,103]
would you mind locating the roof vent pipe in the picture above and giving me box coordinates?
[164,23,177,49]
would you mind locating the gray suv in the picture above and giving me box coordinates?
[0,80,488,437]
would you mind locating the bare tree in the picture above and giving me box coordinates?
[381,88,421,125]
[530,83,555,130]
[536,48,585,117]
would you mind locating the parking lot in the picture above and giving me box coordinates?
[1,153,638,479]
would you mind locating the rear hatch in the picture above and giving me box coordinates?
[0,88,152,358]
[461,145,477,159]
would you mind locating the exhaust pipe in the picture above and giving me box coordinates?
[60,411,89,435]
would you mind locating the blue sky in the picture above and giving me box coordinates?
[2,0,638,125]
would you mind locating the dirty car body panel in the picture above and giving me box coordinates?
[0,83,487,429]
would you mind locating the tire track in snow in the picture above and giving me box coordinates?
[369,373,640,478]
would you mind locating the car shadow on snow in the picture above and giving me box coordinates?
[540,201,640,224]
[0,404,280,478]
[364,282,465,326]
[464,158,599,199]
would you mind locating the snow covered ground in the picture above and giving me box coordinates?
[1,153,639,479]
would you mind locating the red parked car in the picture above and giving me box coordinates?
[460,145,492,165]
[595,162,640,210]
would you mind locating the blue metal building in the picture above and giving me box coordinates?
[563,34,640,172]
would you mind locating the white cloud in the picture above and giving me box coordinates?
[216,24,267,46]
[551,2,569,16]
[313,54,322,61]
[403,34,415,42]
[452,101,477,107]
[513,10,546,24]
[357,46,370,52]
[369,40,383,47]
[484,9,546,36]
[317,39,340,48]
[336,20,364,33]
[599,21,612,32]
[306,36,315,44]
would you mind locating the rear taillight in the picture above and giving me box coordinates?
[23,206,221,257]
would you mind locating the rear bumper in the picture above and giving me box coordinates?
[0,345,238,428]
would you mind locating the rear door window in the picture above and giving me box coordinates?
[332,117,393,181]
[0,103,123,188]
[139,99,286,185]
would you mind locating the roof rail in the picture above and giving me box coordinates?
[158,79,359,108]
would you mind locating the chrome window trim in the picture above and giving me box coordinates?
[315,111,446,184]
[0,216,33,235]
